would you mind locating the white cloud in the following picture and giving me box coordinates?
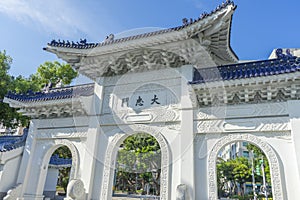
[0,0,90,37]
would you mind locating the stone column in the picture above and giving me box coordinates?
[82,80,105,199]
[287,100,300,188]
[179,65,195,200]
[16,119,44,199]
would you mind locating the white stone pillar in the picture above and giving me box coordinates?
[84,79,108,199]
[17,119,44,199]
[81,118,101,200]
[179,65,195,200]
[287,100,300,188]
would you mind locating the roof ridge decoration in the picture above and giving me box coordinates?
[190,51,300,84]
[5,83,94,103]
[0,129,28,152]
[47,0,236,49]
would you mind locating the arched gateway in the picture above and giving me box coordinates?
[100,126,170,199]
[208,134,283,200]
[3,1,300,200]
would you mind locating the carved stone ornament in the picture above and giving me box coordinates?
[67,179,85,199]
[197,117,290,134]
[193,74,300,107]
[3,184,22,200]
[36,128,88,139]
[207,134,283,200]
[176,184,187,200]
[100,124,170,200]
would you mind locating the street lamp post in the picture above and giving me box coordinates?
[113,163,118,195]
[261,157,268,200]
[151,169,159,196]
[133,163,138,193]
[250,151,257,200]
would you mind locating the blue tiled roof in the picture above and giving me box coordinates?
[5,83,94,103]
[189,56,300,84]
[47,1,235,49]
[49,154,72,166]
[0,129,28,152]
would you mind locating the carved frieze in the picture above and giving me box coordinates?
[36,128,88,139]
[193,73,300,107]
[196,117,290,134]
[197,102,287,120]
[99,106,180,126]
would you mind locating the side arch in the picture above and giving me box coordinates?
[36,139,80,196]
[208,134,283,200]
[100,125,171,200]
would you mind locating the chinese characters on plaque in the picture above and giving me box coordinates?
[121,94,161,108]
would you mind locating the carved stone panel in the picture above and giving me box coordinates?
[197,117,290,134]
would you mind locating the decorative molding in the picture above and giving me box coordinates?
[100,124,170,200]
[197,117,290,133]
[193,73,300,106]
[166,122,181,131]
[17,100,88,119]
[208,134,283,200]
[99,106,180,126]
[36,128,88,139]
[197,102,287,120]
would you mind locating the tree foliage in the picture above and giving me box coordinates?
[53,146,72,193]
[0,50,78,129]
[115,133,161,195]
[33,61,78,88]
[247,143,271,184]
[217,143,272,198]
[217,157,251,196]
[0,50,29,128]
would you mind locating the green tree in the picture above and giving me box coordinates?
[232,157,251,196]
[1,55,78,128]
[53,146,72,193]
[217,157,251,197]
[12,75,40,93]
[0,50,27,128]
[247,144,271,184]
[116,133,161,195]
[33,61,78,88]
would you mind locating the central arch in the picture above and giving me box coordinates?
[208,134,283,200]
[100,125,171,200]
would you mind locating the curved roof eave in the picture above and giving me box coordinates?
[44,1,238,67]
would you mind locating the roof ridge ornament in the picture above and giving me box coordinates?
[275,48,295,59]
[104,33,115,43]
[48,38,98,49]
[182,0,235,26]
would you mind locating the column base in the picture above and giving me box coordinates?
[18,194,44,200]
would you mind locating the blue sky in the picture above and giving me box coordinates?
[1,0,299,78]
